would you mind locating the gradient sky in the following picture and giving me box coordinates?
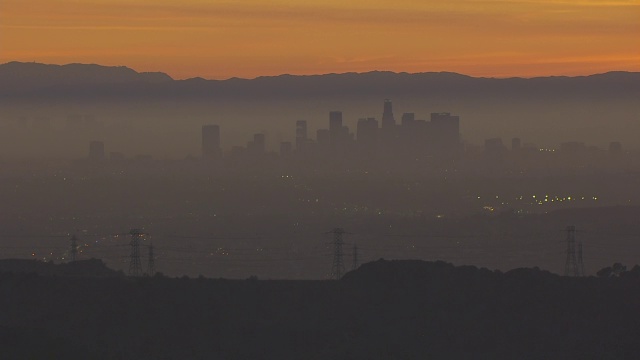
[1,0,639,79]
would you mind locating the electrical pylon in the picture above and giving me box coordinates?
[70,234,78,262]
[577,239,585,277]
[564,225,580,277]
[147,242,155,276]
[129,229,144,277]
[352,244,359,271]
[328,228,346,280]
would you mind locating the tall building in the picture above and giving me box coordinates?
[316,129,330,152]
[511,138,522,152]
[381,99,395,129]
[248,133,266,155]
[202,125,221,159]
[280,141,292,157]
[295,120,307,151]
[609,141,622,154]
[356,117,378,153]
[88,141,105,161]
[329,111,343,141]
[430,112,460,156]
[401,113,415,127]
[329,111,351,153]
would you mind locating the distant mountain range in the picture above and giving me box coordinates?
[1,61,639,100]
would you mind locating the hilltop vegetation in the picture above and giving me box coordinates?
[1,259,639,359]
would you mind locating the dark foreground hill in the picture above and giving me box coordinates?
[1,259,639,359]
[0,258,123,277]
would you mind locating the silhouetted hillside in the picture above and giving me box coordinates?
[1,259,639,359]
[0,258,123,277]
[1,61,638,100]
[0,62,172,95]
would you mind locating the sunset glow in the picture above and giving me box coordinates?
[2,0,639,79]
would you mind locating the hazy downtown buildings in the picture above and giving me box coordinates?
[248,133,266,155]
[202,125,221,159]
[88,140,105,161]
[356,117,379,155]
[280,141,292,157]
[381,99,395,130]
[430,112,460,156]
[295,120,308,152]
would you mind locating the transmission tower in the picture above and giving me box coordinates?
[577,239,585,277]
[352,244,359,271]
[69,234,79,262]
[564,225,580,276]
[147,242,155,276]
[328,228,346,280]
[129,229,144,277]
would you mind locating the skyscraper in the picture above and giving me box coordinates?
[329,111,343,139]
[401,113,415,127]
[316,129,330,152]
[430,112,460,156]
[381,99,395,129]
[356,117,378,153]
[202,125,221,159]
[295,120,307,151]
[280,141,292,157]
[511,137,522,152]
[329,111,351,153]
[248,133,266,155]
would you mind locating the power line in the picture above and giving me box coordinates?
[352,243,359,271]
[564,225,582,277]
[147,242,155,276]
[327,228,348,280]
[128,229,144,277]
[70,234,78,262]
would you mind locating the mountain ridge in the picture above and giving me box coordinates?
[1,61,639,100]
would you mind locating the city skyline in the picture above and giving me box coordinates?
[2,0,639,79]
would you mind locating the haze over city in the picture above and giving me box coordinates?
[1,0,640,358]
[2,0,639,79]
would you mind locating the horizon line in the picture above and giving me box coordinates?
[2,60,639,82]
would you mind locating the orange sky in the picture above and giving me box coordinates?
[1,0,639,79]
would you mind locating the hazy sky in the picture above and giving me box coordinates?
[2,0,639,79]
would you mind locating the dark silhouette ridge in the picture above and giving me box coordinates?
[1,61,638,100]
[1,259,639,359]
[0,61,172,94]
[0,258,123,277]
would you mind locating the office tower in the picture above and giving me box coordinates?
[89,140,105,161]
[511,138,522,152]
[484,138,508,166]
[381,99,395,129]
[329,111,343,141]
[401,113,415,127]
[202,125,221,159]
[430,112,460,156]
[329,111,351,154]
[295,120,307,151]
[280,141,292,157]
[249,133,266,154]
[609,141,622,154]
[356,117,378,152]
[398,113,418,154]
[379,100,398,153]
[485,138,506,153]
[316,129,330,151]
